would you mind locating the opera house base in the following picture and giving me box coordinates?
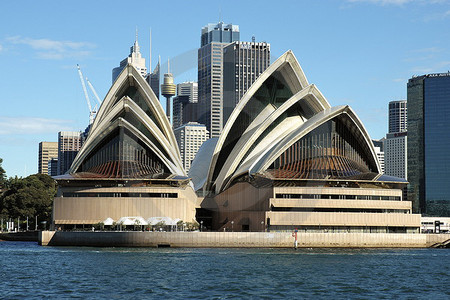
[39,231,450,248]
[200,177,421,234]
[52,177,198,230]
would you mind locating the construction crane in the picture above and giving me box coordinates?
[86,77,102,107]
[77,64,101,125]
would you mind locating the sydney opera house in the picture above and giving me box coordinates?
[53,51,420,233]
[190,51,420,233]
[53,65,198,228]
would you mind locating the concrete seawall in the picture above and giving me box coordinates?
[39,231,450,248]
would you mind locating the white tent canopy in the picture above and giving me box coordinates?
[116,216,149,226]
[146,217,182,226]
[103,217,114,226]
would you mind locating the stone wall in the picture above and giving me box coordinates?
[39,231,450,248]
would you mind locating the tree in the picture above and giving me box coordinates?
[0,158,6,190]
[0,173,56,224]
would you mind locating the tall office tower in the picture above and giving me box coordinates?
[389,100,407,133]
[174,122,209,173]
[408,73,450,216]
[38,142,58,175]
[384,132,407,179]
[198,22,240,138]
[57,131,83,175]
[146,60,160,99]
[372,139,385,173]
[177,81,198,103]
[223,41,270,124]
[48,158,58,177]
[112,31,147,83]
[173,82,199,128]
[385,100,408,179]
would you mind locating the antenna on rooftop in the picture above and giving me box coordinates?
[149,28,152,71]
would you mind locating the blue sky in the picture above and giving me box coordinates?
[1,0,450,178]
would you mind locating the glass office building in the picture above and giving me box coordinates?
[408,73,450,216]
[198,22,240,138]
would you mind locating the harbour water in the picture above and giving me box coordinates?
[1,241,448,299]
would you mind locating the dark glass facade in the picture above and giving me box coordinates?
[201,22,240,47]
[408,74,450,216]
[146,62,160,100]
[223,42,271,125]
[388,100,407,133]
[172,95,199,129]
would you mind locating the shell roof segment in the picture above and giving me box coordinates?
[199,50,380,194]
[69,64,185,178]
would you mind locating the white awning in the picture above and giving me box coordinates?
[103,218,114,226]
[116,216,148,226]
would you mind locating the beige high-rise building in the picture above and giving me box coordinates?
[112,31,147,83]
[174,122,209,173]
[38,142,58,175]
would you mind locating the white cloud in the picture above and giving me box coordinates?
[412,47,443,54]
[6,36,95,60]
[347,0,449,5]
[411,61,450,74]
[347,0,412,5]
[0,117,75,135]
[424,9,450,21]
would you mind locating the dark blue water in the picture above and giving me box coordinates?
[0,242,448,299]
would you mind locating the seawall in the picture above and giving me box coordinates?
[39,231,450,248]
[0,231,38,242]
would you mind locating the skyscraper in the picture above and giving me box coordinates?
[385,131,407,179]
[112,31,147,83]
[146,60,160,100]
[384,100,408,180]
[372,139,385,173]
[177,81,198,103]
[174,122,209,173]
[389,100,407,133]
[57,131,83,175]
[408,73,450,216]
[173,82,199,129]
[48,158,58,177]
[38,142,58,175]
[223,41,270,125]
[198,22,240,138]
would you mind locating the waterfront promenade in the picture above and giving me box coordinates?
[39,231,450,248]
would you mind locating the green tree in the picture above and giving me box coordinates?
[0,173,56,224]
[0,158,6,190]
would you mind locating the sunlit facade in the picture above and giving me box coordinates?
[192,51,420,232]
[53,65,198,228]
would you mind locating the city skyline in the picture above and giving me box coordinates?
[1,0,450,177]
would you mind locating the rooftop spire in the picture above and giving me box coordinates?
[132,27,140,53]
